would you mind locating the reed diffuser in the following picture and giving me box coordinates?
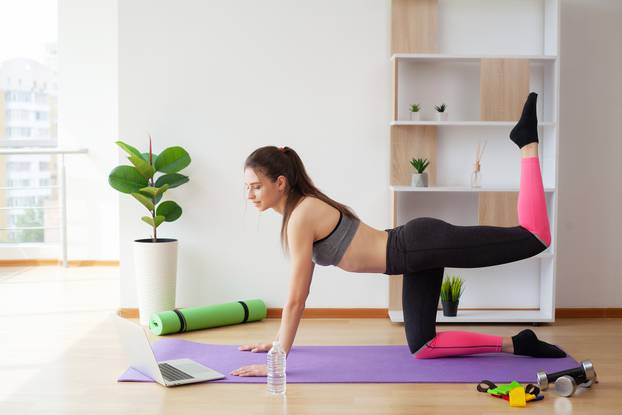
[471,140,487,188]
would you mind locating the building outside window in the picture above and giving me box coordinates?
[0,0,58,244]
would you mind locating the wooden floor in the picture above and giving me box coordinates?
[1,266,621,414]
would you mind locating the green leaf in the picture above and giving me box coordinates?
[139,184,169,198]
[141,152,158,166]
[108,166,148,194]
[141,215,165,227]
[116,141,143,160]
[155,173,190,189]
[441,275,464,302]
[132,192,155,212]
[128,155,155,179]
[156,200,182,222]
[154,146,191,174]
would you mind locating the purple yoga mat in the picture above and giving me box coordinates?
[117,338,578,384]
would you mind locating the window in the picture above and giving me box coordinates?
[1,1,58,244]
[4,90,33,103]
[6,179,31,188]
[35,92,47,104]
[7,161,30,171]
[6,109,30,120]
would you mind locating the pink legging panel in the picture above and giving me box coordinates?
[414,331,502,359]
[518,156,551,247]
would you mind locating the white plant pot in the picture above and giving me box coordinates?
[133,238,178,325]
[411,172,428,187]
[410,112,420,121]
[436,112,448,121]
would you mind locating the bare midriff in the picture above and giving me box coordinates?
[336,221,388,273]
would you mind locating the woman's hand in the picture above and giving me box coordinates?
[230,364,267,377]
[238,342,273,353]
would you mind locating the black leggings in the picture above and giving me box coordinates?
[383,217,547,354]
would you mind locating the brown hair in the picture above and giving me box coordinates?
[244,146,358,255]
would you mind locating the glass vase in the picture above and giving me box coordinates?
[470,162,481,188]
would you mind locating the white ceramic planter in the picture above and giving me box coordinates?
[436,112,448,121]
[133,238,178,325]
[410,112,420,121]
[411,172,428,187]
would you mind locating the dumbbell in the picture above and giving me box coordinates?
[536,360,598,397]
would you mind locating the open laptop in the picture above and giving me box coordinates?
[115,315,225,386]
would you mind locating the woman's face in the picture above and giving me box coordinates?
[244,167,286,211]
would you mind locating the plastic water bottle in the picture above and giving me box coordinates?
[267,340,286,395]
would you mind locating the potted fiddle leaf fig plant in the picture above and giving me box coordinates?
[409,157,429,187]
[440,275,464,317]
[108,137,191,325]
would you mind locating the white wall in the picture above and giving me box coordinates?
[57,0,119,261]
[55,0,620,308]
[117,0,391,309]
[556,0,622,307]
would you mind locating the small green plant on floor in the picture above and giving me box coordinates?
[441,275,465,303]
[409,157,430,174]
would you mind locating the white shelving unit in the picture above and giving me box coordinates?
[388,0,560,323]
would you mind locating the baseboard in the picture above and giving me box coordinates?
[117,307,622,319]
[0,259,120,267]
[117,308,390,319]
[555,308,622,318]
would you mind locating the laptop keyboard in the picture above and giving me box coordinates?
[159,363,195,382]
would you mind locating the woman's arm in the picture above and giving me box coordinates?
[231,204,315,376]
[275,207,315,357]
[276,303,305,357]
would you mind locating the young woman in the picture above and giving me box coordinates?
[230,93,566,377]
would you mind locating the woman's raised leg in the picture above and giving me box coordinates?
[403,93,550,274]
[401,93,564,359]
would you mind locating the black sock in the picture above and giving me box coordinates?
[509,92,539,148]
[512,329,566,358]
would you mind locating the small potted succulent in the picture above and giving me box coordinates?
[434,103,447,121]
[409,157,429,187]
[440,275,464,317]
[108,137,191,325]
[409,103,421,121]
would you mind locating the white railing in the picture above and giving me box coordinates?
[0,147,89,267]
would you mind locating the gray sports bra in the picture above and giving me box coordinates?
[312,210,361,266]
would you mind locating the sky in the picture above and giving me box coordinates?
[0,0,57,64]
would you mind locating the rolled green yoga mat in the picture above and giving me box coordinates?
[149,299,267,335]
